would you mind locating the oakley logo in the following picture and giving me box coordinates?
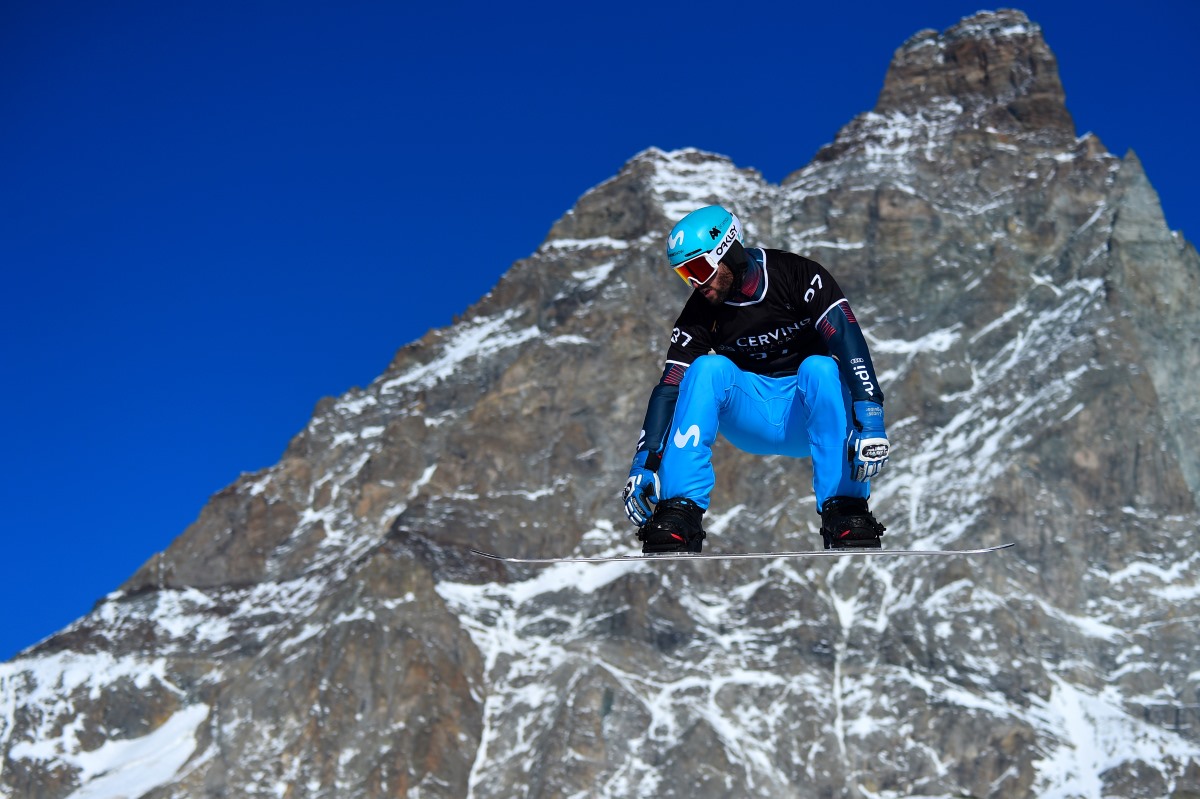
[713,224,739,260]
[673,425,701,448]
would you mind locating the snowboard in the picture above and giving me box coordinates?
[468,542,1014,564]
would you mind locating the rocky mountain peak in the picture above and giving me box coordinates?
[812,10,1076,168]
[877,9,1074,134]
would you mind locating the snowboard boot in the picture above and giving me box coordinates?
[820,496,885,549]
[638,498,706,554]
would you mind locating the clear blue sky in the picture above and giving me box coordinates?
[2,0,1196,660]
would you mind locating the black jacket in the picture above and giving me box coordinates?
[635,248,884,466]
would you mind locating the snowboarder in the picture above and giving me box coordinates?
[622,205,890,553]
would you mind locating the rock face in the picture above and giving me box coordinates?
[3,10,1199,799]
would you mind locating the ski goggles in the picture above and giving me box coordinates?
[672,252,720,287]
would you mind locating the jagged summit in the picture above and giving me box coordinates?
[810,9,1077,169]
[878,9,1074,134]
[543,148,771,246]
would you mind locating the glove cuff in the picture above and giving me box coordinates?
[630,448,662,474]
[853,400,885,431]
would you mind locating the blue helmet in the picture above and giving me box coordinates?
[666,205,743,268]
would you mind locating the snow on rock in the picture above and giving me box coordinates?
[380,309,541,394]
[58,704,209,799]
[1,652,206,798]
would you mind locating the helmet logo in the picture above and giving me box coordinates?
[712,221,740,261]
[666,206,741,268]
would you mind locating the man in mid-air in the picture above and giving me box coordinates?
[622,205,890,553]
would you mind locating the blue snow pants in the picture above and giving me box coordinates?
[658,354,869,512]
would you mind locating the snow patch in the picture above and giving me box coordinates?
[59,704,209,799]
[541,236,630,251]
[380,309,540,393]
[1032,677,1200,799]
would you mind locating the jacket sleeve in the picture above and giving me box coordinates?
[816,298,884,404]
[634,304,711,468]
[636,364,686,469]
[786,253,884,406]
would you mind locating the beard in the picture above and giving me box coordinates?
[697,264,735,305]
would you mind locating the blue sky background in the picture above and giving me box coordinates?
[2,0,1197,660]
